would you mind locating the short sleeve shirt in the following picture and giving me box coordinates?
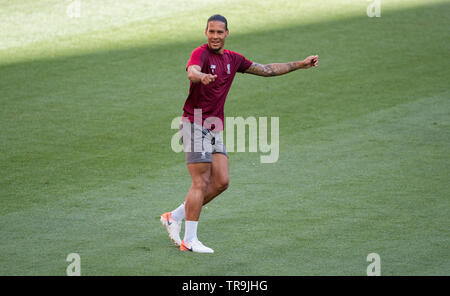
[182,44,253,130]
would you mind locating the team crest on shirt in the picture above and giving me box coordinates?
[210,65,216,74]
[227,64,231,74]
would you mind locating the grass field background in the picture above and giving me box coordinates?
[1,0,449,275]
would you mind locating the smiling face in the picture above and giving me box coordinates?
[205,20,229,54]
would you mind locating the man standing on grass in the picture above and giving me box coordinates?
[161,14,318,253]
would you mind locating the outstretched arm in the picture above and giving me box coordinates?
[245,55,319,77]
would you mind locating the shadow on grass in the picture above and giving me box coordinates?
[0,2,448,202]
[0,3,449,276]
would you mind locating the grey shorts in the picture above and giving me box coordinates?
[179,120,228,164]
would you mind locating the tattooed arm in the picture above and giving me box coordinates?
[245,55,319,77]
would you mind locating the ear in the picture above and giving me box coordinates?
[225,30,229,38]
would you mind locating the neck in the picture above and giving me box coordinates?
[208,44,224,55]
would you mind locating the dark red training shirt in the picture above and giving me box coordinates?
[182,44,253,130]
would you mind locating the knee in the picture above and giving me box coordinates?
[192,178,210,194]
[217,178,229,192]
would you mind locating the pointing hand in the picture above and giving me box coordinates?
[201,74,218,85]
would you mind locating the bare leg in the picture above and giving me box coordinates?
[203,153,229,206]
[185,162,211,221]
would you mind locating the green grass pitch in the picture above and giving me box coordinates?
[0,0,449,275]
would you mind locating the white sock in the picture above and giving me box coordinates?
[184,220,198,243]
[171,202,185,222]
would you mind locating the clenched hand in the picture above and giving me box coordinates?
[302,55,319,69]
